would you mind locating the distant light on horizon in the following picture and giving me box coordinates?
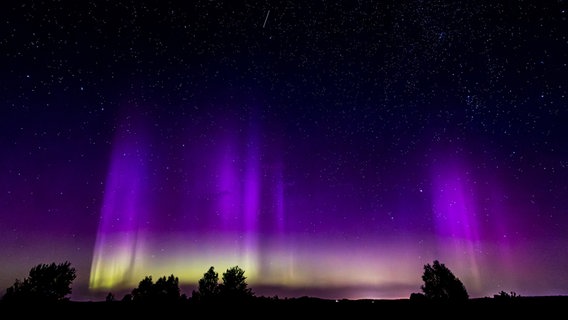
[1,1,566,302]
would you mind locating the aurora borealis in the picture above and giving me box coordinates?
[1,1,567,301]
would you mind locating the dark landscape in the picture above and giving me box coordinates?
[1,260,566,317]
[2,296,568,318]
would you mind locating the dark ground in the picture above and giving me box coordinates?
[1,296,567,318]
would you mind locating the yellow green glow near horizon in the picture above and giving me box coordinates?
[88,232,492,299]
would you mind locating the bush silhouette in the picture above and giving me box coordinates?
[420,260,468,302]
[494,290,520,300]
[2,261,76,302]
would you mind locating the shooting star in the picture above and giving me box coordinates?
[263,10,270,28]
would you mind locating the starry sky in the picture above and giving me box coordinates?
[1,1,567,301]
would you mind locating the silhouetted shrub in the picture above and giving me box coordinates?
[494,291,520,300]
[409,292,427,301]
[121,293,133,302]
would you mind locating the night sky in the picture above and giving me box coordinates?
[1,1,567,301]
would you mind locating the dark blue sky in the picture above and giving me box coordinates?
[1,1,566,301]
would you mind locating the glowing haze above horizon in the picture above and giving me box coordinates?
[1,1,567,301]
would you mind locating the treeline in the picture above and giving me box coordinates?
[0,259,520,304]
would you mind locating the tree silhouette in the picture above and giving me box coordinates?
[131,274,181,303]
[2,261,76,302]
[193,266,220,302]
[131,276,155,302]
[192,265,254,303]
[420,260,468,302]
[121,293,133,302]
[105,292,115,302]
[219,265,254,302]
[154,274,181,302]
